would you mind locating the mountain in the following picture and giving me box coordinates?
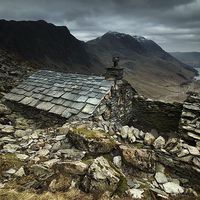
[0,19,102,74]
[86,32,197,101]
[170,52,200,68]
[0,21,197,101]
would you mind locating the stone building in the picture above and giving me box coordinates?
[4,59,135,124]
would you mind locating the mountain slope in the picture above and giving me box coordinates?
[86,32,197,101]
[170,52,200,68]
[0,19,102,74]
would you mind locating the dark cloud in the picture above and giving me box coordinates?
[0,0,199,51]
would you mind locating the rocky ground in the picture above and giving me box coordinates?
[1,100,200,200]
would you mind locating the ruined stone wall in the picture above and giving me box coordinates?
[95,80,136,125]
[179,92,200,142]
[131,95,183,133]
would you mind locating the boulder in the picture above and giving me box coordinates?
[144,132,155,145]
[67,128,116,154]
[153,136,165,149]
[120,145,156,173]
[82,156,121,194]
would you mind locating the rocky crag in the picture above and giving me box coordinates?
[1,99,200,200]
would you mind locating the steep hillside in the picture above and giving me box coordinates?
[170,52,200,68]
[0,20,102,74]
[86,32,197,101]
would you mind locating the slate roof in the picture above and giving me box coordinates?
[4,70,113,119]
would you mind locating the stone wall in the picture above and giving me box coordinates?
[131,95,183,133]
[94,80,136,125]
[179,92,200,142]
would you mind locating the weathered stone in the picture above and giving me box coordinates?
[14,130,26,138]
[184,144,200,156]
[163,182,184,194]
[127,188,144,199]
[1,125,14,134]
[37,149,50,157]
[193,157,200,168]
[120,145,156,173]
[0,103,11,115]
[15,167,25,177]
[120,125,129,139]
[55,135,66,141]
[57,148,86,161]
[113,156,122,168]
[154,172,168,184]
[30,164,51,177]
[153,136,165,149]
[16,153,29,161]
[53,161,88,175]
[49,174,72,192]
[43,159,60,168]
[144,132,155,145]
[3,144,20,153]
[82,156,121,194]
[67,128,116,154]
[5,168,16,174]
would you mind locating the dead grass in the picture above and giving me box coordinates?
[0,188,93,200]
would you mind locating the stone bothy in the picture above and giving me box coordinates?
[4,67,135,124]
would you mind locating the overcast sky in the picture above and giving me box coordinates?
[0,0,200,52]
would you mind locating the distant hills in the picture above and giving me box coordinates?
[0,20,197,101]
[170,52,200,68]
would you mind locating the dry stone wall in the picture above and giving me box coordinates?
[131,95,183,132]
[179,92,200,142]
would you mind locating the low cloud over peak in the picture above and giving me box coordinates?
[0,0,199,51]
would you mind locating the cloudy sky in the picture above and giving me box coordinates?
[0,0,200,52]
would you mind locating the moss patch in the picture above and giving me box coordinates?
[74,128,106,139]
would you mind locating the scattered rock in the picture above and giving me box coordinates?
[82,156,121,194]
[113,156,122,168]
[144,132,155,145]
[15,166,25,177]
[153,136,165,149]
[163,182,184,194]
[14,130,26,138]
[127,188,144,199]
[3,143,20,153]
[154,172,168,184]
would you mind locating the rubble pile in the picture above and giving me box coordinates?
[0,101,200,199]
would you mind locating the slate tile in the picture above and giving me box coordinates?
[46,91,65,98]
[28,98,40,107]
[49,105,67,115]
[4,93,25,102]
[52,98,65,105]
[20,97,35,105]
[32,93,44,99]
[42,96,54,102]
[77,112,91,119]
[68,108,79,114]
[76,96,88,102]
[71,102,85,110]
[86,98,101,105]
[61,110,72,119]
[82,104,96,114]
[62,100,73,107]
[10,88,26,95]
[62,93,79,101]
[36,102,55,111]
[88,92,98,98]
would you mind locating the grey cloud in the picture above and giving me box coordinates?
[0,0,199,51]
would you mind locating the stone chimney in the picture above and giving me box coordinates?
[105,57,124,81]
